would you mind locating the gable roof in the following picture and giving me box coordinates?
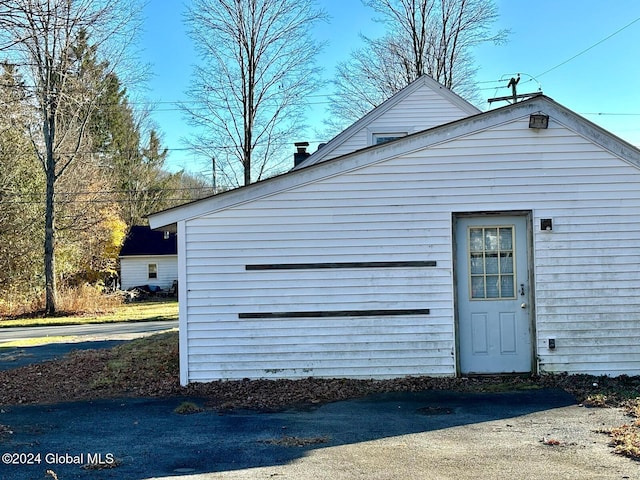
[119,225,177,257]
[149,94,640,230]
[295,75,481,169]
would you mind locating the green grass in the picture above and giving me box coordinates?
[1,336,78,347]
[0,299,178,328]
[90,331,179,390]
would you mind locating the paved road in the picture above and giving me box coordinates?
[0,320,178,343]
[0,320,178,370]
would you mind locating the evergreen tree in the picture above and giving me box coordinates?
[0,0,141,315]
[0,64,45,312]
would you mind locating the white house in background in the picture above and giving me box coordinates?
[149,76,640,386]
[118,225,178,291]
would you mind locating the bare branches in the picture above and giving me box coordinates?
[184,0,327,186]
[0,0,143,314]
[330,0,507,127]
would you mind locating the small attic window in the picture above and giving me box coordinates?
[372,132,407,145]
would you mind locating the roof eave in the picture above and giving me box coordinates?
[148,95,640,229]
[294,75,480,169]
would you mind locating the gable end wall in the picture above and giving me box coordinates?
[316,84,477,163]
[181,116,640,382]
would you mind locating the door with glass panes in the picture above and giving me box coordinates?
[456,215,533,374]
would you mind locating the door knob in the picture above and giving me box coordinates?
[520,302,527,309]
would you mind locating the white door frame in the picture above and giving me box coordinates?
[453,211,536,375]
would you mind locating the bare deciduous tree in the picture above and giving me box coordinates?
[184,0,328,186]
[0,0,142,314]
[329,0,507,128]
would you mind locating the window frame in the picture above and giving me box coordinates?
[467,225,517,301]
[368,126,411,146]
[148,263,158,280]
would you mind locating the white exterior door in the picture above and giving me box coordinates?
[456,215,533,374]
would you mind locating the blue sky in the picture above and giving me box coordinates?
[139,0,640,175]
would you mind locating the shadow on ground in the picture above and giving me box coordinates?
[0,341,125,371]
[0,388,576,480]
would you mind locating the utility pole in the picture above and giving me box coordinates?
[488,73,542,106]
[507,73,520,103]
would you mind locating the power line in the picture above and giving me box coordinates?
[581,112,640,117]
[0,186,218,205]
[479,15,640,98]
[0,197,209,205]
[536,15,640,78]
[0,137,334,158]
[2,186,214,197]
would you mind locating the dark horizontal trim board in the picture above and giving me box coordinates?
[246,261,436,270]
[239,309,430,319]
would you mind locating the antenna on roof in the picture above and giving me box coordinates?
[487,72,543,105]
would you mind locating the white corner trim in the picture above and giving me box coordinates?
[177,220,189,386]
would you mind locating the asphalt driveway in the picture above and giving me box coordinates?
[0,389,636,480]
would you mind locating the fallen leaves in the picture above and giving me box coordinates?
[541,437,562,446]
[0,330,638,421]
[258,435,331,447]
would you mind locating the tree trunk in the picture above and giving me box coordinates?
[44,115,57,315]
[44,171,56,315]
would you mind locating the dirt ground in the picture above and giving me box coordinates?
[1,331,639,412]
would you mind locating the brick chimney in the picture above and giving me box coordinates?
[294,141,310,166]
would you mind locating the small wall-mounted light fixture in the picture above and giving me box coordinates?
[548,338,556,349]
[529,113,549,129]
[540,218,553,231]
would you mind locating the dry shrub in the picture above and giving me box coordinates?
[56,284,122,316]
[0,288,45,318]
[0,284,123,319]
[624,398,640,418]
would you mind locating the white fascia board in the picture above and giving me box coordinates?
[535,97,640,169]
[298,76,481,169]
[425,76,482,115]
[148,96,640,229]
[148,105,507,229]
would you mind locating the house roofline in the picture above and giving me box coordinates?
[295,75,481,169]
[148,95,640,230]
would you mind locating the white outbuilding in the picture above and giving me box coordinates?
[149,76,640,386]
[119,225,178,292]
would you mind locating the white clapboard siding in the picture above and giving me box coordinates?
[148,98,640,383]
[326,90,476,160]
[179,112,640,382]
[120,256,178,290]
[302,76,479,167]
